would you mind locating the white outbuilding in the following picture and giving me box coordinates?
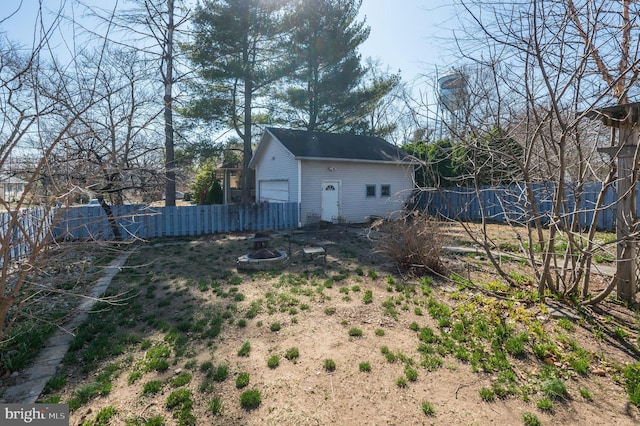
[249,127,416,225]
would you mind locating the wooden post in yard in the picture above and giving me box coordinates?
[588,102,640,303]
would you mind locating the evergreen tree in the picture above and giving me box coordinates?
[279,0,397,133]
[182,0,290,202]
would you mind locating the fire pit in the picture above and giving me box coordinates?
[237,234,289,271]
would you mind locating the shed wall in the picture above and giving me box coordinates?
[300,160,414,223]
[253,134,299,204]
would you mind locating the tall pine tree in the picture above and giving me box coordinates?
[279,0,397,134]
[182,0,290,201]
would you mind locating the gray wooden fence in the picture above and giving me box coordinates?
[0,206,56,265]
[1,203,299,266]
[53,202,300,240]
[412,182,622,231]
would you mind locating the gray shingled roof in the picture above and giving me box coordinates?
[265,127,412,163]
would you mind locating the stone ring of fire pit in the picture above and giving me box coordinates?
[237,248,289,271]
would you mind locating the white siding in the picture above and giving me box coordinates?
[253,134,299,203]
[300,160,414,223]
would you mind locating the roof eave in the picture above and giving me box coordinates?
[294,156,417,165]
[248,128,277,169]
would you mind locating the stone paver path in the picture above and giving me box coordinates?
[2,251,133,403]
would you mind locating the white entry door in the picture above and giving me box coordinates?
[321,180,340,222]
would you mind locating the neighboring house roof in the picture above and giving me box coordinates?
[250,127,414,167]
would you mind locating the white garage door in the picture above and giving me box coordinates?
[259,180,289,203]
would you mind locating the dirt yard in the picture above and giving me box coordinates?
[4,222,640,425]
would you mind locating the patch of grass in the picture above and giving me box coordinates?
[240,389,261,410]
[579,386,593,400]
[285,347,300,363]
[139,415,165,426]
[362,290,373,304]
[614,326,629,341]
[479,387,495,402]
[238,341,251,357]
[245,301,261,319]
[536,397,554,412]
[208,396,223,415]
[624,362,640,407]
[504,332,528,358]
[405,366,418,382]
[324,358,336,372]
[166,389,195,425]
[382,350,396,363]
[211,365,229,382]
[569,353,591,376]
[540,377,567,399]
[359,361,371,372]
[396,376,407,388]
[92,405,117,425]
[44,374,67,393]
[270,322,281,332]
[171,372,192,387]
[556,317,575,332]
[144,344,171,372]
[421,400,435,416]
[522,412,542,426]
[68,370,114,411]
[409,322,420,332]
[367,269,378,279]
[267,355,280,369]
[198,379,215,394]
[324,307,336,315]
[143,380,163,395]
[236,372,250,388]
[418,327,438,344]
[381,297,399,320]
[348,327,363,337]
[374,328,385,336]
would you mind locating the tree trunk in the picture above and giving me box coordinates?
[164,0,176,207]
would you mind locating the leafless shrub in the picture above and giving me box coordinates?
[373,212,448,275]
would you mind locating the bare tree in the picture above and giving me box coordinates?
[424,0,640,304]
[0,1,166,342]
[0,2,115,340]
[81,0,191,207]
